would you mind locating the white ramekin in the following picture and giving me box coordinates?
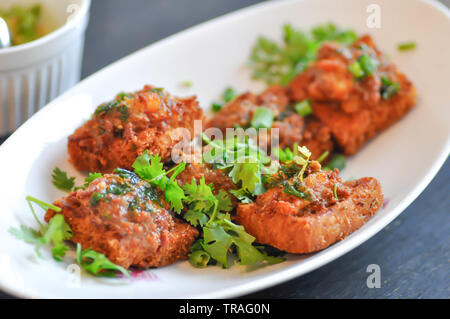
[0,0,90,135]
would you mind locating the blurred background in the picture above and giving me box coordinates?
[0,0,448,299]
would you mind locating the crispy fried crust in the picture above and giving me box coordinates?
[68,85,204,173]
[45,173,198,269]
[236,169,383,254]
[288,36,417,155]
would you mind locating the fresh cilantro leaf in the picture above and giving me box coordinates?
[216,190,232,212]
[165,178,186,213]
[251,107,274,129]
[76,243,130,278]
[282,180,308,199]
[132,150,167,189]
[294,99,313,117]
[222,87,237,103]
[203,224,233,267]
[380,76,400,99]
[229,188,254,203]
[249,23,357,85]
[43,214,73,261]
[9,225,42,245]
[51,167,75,192]
[10,197,71,261]
[184,209,209,227]
[229,158,264,195]
[132,151,186,213]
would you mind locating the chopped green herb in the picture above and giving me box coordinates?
[249,23,357,85]
[294,100,313,117]
[132,150,186,213]
[229,188,254,203]
[202,133,275,196]
[222,87,237,103]
[397,42,416,51]
[251,107,274,129]
[380,76,401,99]
[76,243,130,278]
[211,102,223,113]
[282,180,307,199]
[333,183,339,200]
[95,100,129,122]
[359,54,378,76]
[180,80,193,87]
[51,167,75,192]
[349,54,379,79]
[90,192,105,206]
[9,196,71,261]
[293,146,311,182]
[348,60,364,78]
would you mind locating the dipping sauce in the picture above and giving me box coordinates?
[0,4,52,46]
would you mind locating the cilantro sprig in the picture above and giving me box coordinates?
[76,243,130,278]
[184,177,283,268]
[249,23,357,85]
[202,133,277,197]
[9,196,71,260]
[131,150,186,213]
[51,167,76,192]
[10,195,130,278]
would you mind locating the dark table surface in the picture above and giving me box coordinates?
[1,0,449,299]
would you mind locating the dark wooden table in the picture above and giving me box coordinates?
[1,0,448,299]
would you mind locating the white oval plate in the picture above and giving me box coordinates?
[0,0,449,299]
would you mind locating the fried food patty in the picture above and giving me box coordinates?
[68,85,204,173]
[235,162,383,254]
[45,170,198,268]
[289,35,417,155]
[176,163,238,208]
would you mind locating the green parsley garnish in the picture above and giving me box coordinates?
[333,183,339,200]
[222,87,237,103]
[180,80,193,87]
[249,23,357,85]
[76,243,130,278]
[251,107,274,129]
[294,100,313,117]
[211,87,238,113]
[380,76,401,99]
[132,150,186,213]
[349,54,379,79]
[211,102,223,113]
[184,178,283,268]
[397,42,417,51]
[9,196,71,261]
[51,167,76,192]
[202,133,276,197]
[282,180,308,199]
[10,195,132,277]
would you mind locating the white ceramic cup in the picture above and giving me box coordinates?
[0,0,90,135]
